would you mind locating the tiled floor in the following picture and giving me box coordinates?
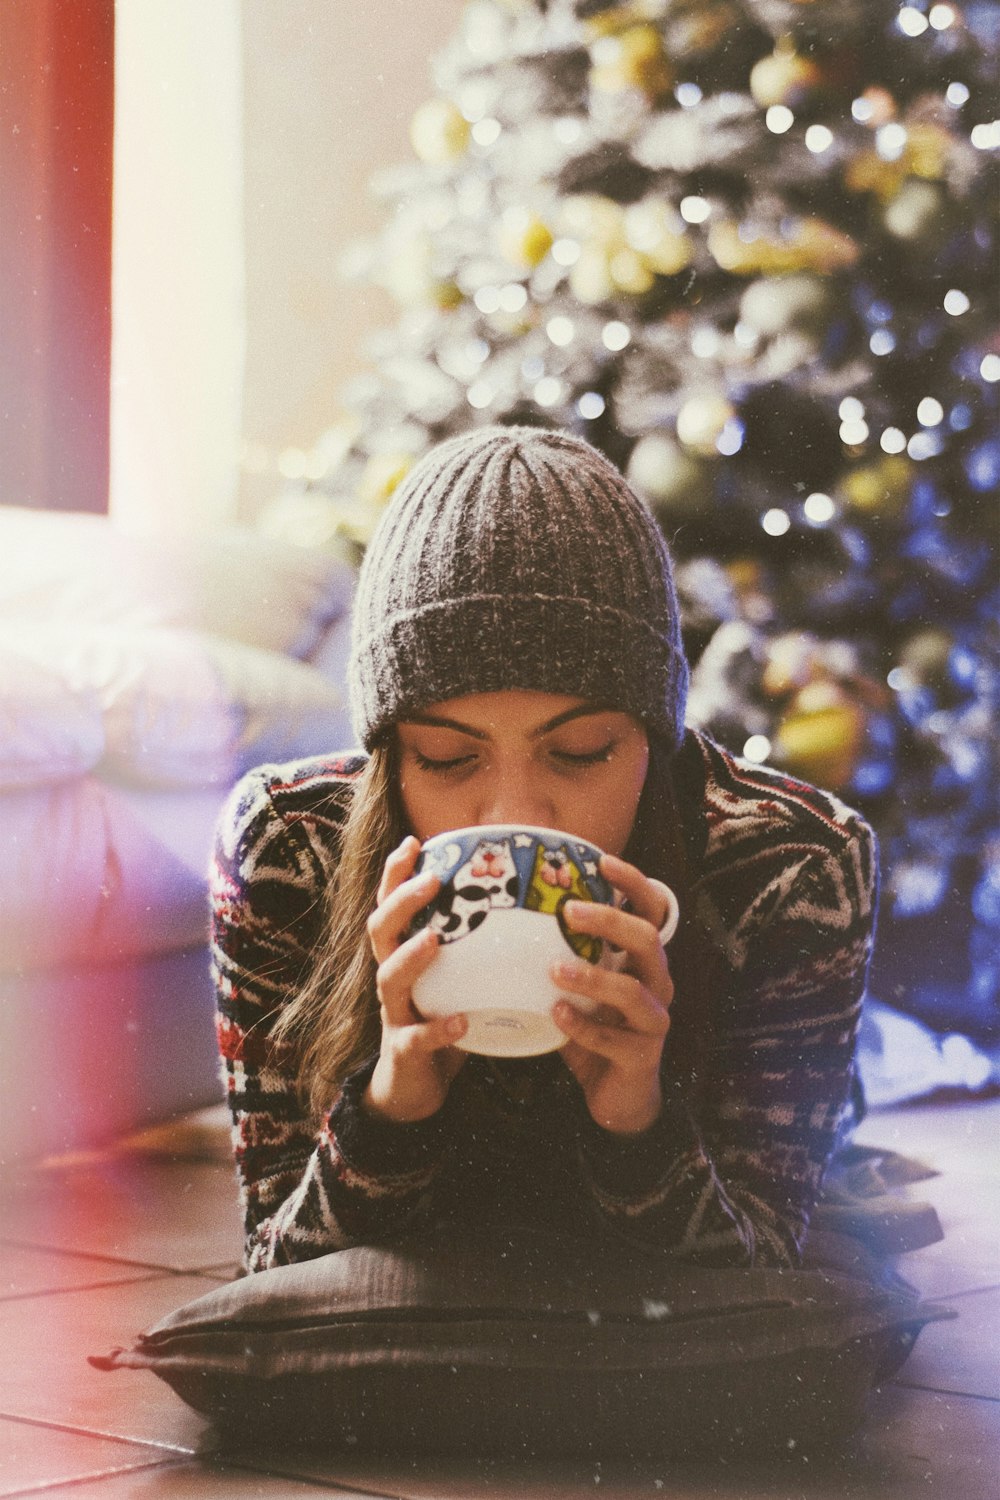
[0,1096,997,1499]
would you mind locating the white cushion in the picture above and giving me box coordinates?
[0,778,211,971]
[7,623,349,790]
[0,506,355,659]
[0,629,105,788]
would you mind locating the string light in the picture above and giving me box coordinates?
[534,377,564,408]
[944,289,970,316]
[743,736,771,763]
[762,508,791,536]
[691,327,721,358]
[981,355,1000,383]
[679,195,711,224]
[804,493,836,524]
[946,82,970,107]
[871,330,896,355]
[876,123,908,160]
[553,117,583,144]
[551,238,581,267]
[675,82,702,107]
[897,7,929,37]
[471,118,501,146]
[546,315,575,347]
[880,427,907,454]
[766,106,794,135]
[577,392,605,420]
[908,431,943,460]
[805,125,834,153]
[602,321,631,352]
[467,380,494,410]
[929,4,957,28]
[971,122,1000,150]
[498,283,527,312]
[474,286,501,314]
[917,398,944,427]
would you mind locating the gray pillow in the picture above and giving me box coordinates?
[91,1223,948,1460]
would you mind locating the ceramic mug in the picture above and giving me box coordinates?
[408,823,679,1058]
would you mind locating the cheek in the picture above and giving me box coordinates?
[591,741,650,854]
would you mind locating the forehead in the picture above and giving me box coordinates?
[398,690,632,737]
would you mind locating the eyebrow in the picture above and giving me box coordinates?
[400,705,614,741]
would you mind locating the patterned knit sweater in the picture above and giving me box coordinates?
[211,729,877,1274]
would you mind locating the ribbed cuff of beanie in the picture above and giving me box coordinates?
[327,1054,449,1180]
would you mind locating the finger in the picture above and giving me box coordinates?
[600,857,679,942]
[553,1000,668,1067]
[563,900,671,993]
[394,1011,468,1054]
[375,926,442,1024]
[376,836,422,906]
[551,957,670,1033]
[368,868,441,964]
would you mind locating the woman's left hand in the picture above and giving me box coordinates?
[551,852,674,1136]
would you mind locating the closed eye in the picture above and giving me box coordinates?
[552,743,616,766]
[413,750,477,772]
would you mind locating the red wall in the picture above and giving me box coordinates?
[0,0,114,512]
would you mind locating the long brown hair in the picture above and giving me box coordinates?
[269,738,408,1121]
[275,726,715,1122]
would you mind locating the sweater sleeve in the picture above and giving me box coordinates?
[577,815,878,1267]
[211,768,448,1272]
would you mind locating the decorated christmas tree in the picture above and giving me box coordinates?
[275,0,999,1046]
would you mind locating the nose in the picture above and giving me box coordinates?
[477,762,554,828]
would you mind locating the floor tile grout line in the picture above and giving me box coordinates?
[217,1457,411,1500]
[0,1275,171,1304]
[0,1409,202,1457]
[0,1238,237,1279]
[892,1380,1000,1403]
[923,1282,1000,1301]
[0,1455,189,1498]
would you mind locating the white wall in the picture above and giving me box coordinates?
[239,0,460,520]
[110,0,245,532]
[111,1,460,532]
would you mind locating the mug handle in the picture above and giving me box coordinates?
[648,880,680,945]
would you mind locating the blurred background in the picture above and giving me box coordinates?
[0,0,997,1165]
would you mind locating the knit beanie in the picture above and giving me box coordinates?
[348,425,689,753]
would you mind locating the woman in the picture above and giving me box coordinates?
[212,425,877,1275]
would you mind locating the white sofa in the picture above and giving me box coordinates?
[0,506,356,1163]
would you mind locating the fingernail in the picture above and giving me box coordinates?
[445,1015,465,1037]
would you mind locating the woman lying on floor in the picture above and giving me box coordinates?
[211,425,878,1275]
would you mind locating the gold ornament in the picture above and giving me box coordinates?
[838,455,912,517]
[750,42,823,109]
[609,247,657,295]
[410,98,471,165]
[845,123,955,204]
[626,433,708,510]
[773,683,866,791]
[883,179,945,241]
[624,200,693,277]
[898,629,953,687]
[708,216,860,276]
[762,632,822,698]
[499,208,554,269]
[591,24,673,99]
[358,452,414,507]
[676,392,736,454]
[569,245,617,305]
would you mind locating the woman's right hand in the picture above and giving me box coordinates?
[363,836,468,1124]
